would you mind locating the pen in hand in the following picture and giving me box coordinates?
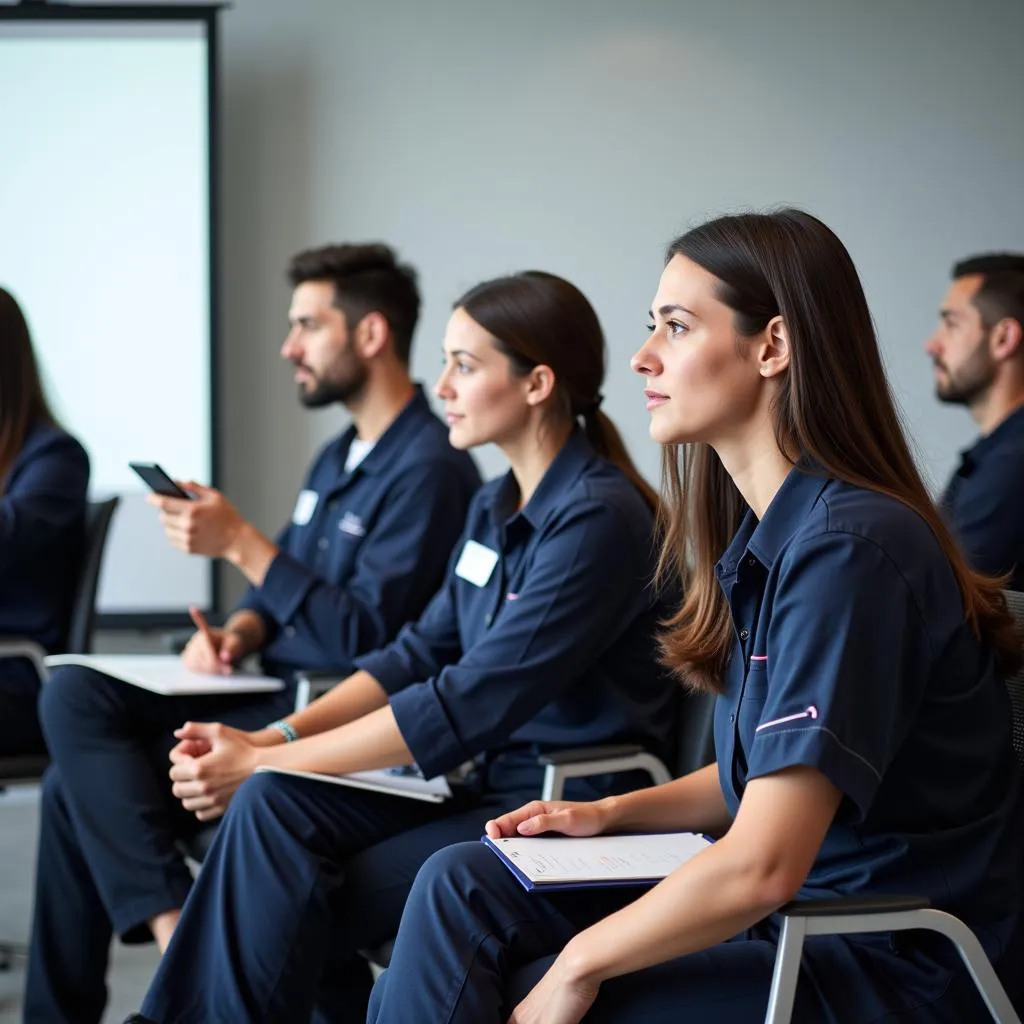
[189,605,233,675]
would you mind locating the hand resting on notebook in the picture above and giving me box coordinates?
[484,799,613,839]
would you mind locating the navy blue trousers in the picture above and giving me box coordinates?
[137,758,615,1024]
[368,842,995,1024]
[24,666,294,1024]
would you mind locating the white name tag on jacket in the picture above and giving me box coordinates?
[454,539,499,588]
[292,489,318,526]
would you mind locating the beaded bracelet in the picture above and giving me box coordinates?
[268,719,299,743]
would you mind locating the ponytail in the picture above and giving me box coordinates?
[582,406,658,513]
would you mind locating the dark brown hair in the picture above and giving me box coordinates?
[456,271,657,511]
[952,252,1024,337]
[656,210,1020,691]
[0,288,57,491]
[287,243,420,365]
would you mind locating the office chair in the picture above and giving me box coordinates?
[0,496,120,966]
[0,496,120,785]
[536,683,717,799]
[761,589,1024,1024]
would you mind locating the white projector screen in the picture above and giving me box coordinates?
[0,10,217,625]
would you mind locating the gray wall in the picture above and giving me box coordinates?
[214,0,1024,609]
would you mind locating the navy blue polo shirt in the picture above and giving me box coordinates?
[236,386,480,679]
[941,403,1024,591]
[0,422,89,656]
[714,464,1021,962]
[356,430,679,784]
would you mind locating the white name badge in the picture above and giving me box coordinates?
[292,489,319,526]
[454,539,499,588]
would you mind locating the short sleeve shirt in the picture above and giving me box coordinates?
[714,465,1021,961]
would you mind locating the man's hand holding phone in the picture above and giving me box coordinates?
[132,462,280,586]
[146,480,248,559]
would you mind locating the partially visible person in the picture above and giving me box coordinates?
[24,244,480,1024]
[0,286,89,757]
[927,252,1024,589]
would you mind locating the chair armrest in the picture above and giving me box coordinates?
[533,743,672,801]
[779,894,930,917]
[537,743,645,765]
[293,669,348,710]
[764,895,1017,1024]
[0,637,48,682]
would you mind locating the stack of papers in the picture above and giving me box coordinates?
[44,654,284,696]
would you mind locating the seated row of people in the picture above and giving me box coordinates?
[2,216,1021,1023]
[25,246,678,1022]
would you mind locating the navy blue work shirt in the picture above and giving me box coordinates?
[0,422,89,652]
[236,387,480,679]
[356,430,679,783]
[941,403,1024,591]
[715,464,1020,962]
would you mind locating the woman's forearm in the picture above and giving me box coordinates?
[599,763,732,836]
[250,669,390,745]
[565,835,787,984]
[566,768,842,987]
[255,704,413,776]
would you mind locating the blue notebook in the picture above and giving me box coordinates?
[482,831,713,892]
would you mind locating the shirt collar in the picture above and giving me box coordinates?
[335,385,432,478]
[957,403,1024,474]
[488,429,596,531]
[718,461,830,576]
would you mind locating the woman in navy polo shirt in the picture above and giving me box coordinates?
[129,271,679,1024]
[0,287,89,757]
[367,211,1023,1024]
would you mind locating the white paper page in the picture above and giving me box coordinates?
[44,654,284,696]
[489,832,711,884]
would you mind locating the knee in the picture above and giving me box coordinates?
[412,841,499,901]
[38,667,107,744]
[224,770,296,828]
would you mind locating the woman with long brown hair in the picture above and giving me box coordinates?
[0,288,89,757]
[367,211,1022,1024]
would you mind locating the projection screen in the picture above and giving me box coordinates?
[0,5,219,626]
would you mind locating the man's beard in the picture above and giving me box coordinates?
[298,363,369,408]
[935,332,996,407]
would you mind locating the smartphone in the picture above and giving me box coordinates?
[128,462,194,500]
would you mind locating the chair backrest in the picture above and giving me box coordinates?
[65,497,120,654]
[1003,590,1024,773]
[674,686,717,778]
